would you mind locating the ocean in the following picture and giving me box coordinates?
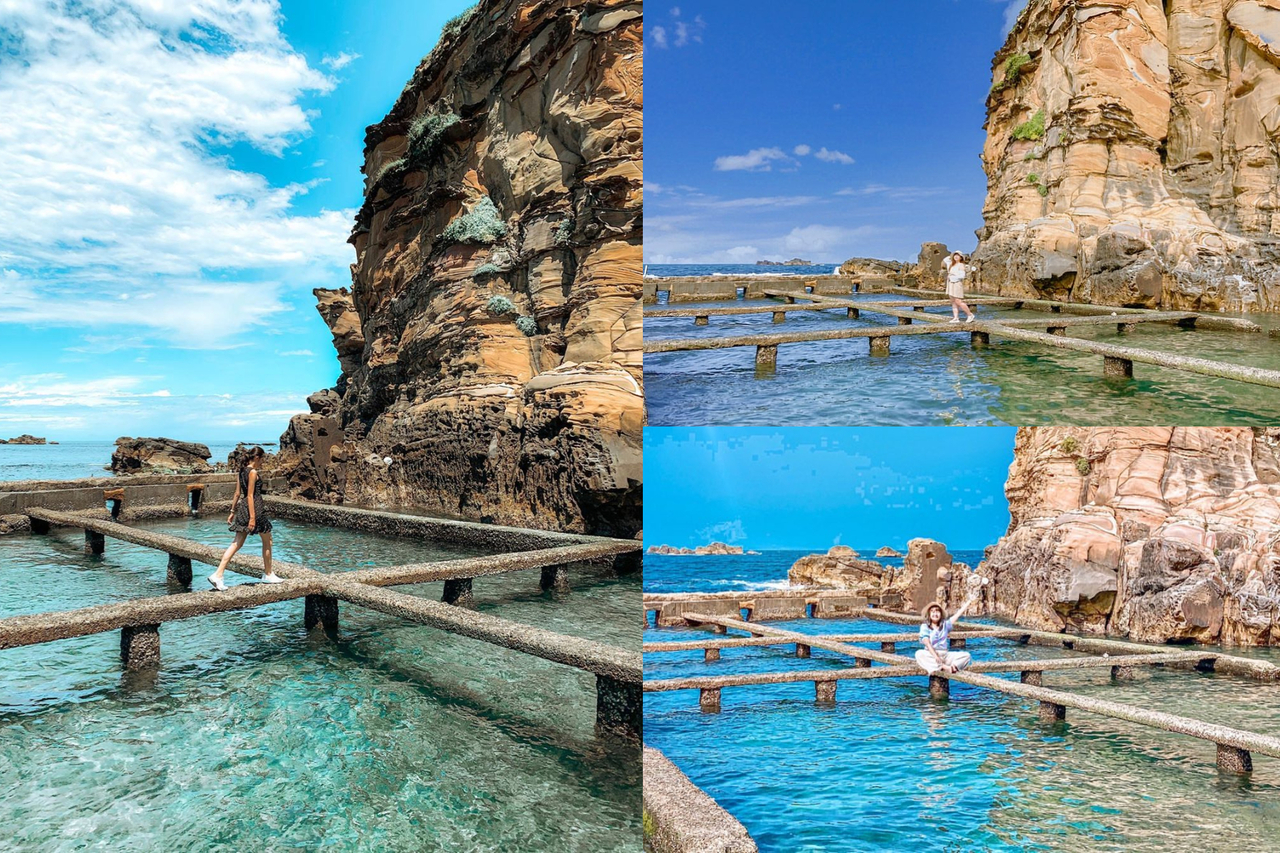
[0,440,277,482]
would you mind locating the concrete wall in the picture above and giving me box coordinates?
[644,276,856,304]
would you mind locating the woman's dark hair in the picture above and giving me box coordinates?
[235,445,267,471]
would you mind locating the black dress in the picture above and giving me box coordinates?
[230,467,273,535]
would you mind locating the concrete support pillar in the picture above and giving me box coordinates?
[699,687,721,713]
[881,642,896,654]
[1111,665,1136,681]
[694,315,709,326]
[846,307,859,319]
[1050,304,1062,313]
[166,554,192,588]
[1104,356,1134,378]
[855,657,871,668]
[1196,657,1217,673]
[1048,326,1066,336]
[971,331,990,347]
[772,311,786,323]
[120,624,160,671]
[84,530,105,556]
[304,594,339,635]
[785,295,796,304]
[1039,701,1066,722]
[596,675,641,739]
[869,337,890,357]
[756,344,778,370]
[928,674,950,698]
[29,517,50,534]
[1021,670,1042,686]
[711,624,727,635]
[913,305,925,312]
[1217,743,1253,773]
[951,637,966,649]
[442,578,474,608]
[704,648,720,662]
[540,565,570,592]
[796,643,811,659]
[898,316,913,326]
[1117,322,1136,334]
[815,681,836,704]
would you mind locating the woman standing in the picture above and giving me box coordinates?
[942,252,976,323]
[209,446,282,590]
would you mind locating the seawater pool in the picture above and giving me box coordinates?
[644,616,1280,852]
[0,516,640,851]
[643,297,1280,426]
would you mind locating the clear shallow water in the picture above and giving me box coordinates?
[0,517,640,851]
[646,550,1280,851]
[643,296,1280,425]
[0,440,265,482]
[645,616,1280,853]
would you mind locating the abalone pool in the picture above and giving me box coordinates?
[644,554,1280,852]
[0,516,640,851]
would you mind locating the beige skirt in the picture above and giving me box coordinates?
[946,278,965,298]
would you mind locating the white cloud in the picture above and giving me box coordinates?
[650,25,668,48]
[686,196,821,210]
[321,51,360,70]
[277,349,315,357]
[697,520,747,544]
[713,147,792,172]
[1001,0,1029,35]
[0,0,355,348]
[782,224,887,254]
[833,103,843,111]
[813,147,855,165]
[835,184,953,200]
[793,144,812,156]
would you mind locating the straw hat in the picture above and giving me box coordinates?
[921,601,948,623]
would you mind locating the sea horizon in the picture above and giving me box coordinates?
[0,439,281,483]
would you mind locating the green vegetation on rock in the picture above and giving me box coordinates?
[474,262,501,277]
[440,4,479,40]
[554,218,574,247]
[1013,109,1046,142]
[373,157,406,185]
[1027,173,1040,184]
[1060,436,1080,454]
[514,316,538,336]
[1075,457,1091,476]
[442,197,508,245]
[993,53,1033,92]
[408,111,460,166]
[486,295,515,316]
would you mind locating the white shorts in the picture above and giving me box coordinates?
[945,279,965,299]
[915,649,972,674]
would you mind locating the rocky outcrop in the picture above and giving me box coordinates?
[757,258,814,266]
[876,546,903,558]
[972,0,1280,312]
[278,0,643,536]
[981,427,1280,644]
[911,242,950,288]
[789,540,981,611]
[789,546,887,593]
[0,435,46,445]
[839,257,908,278]
[647,542,744,555]
[111,437,212,474]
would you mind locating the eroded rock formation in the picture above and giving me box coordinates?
[278,0,643,537]
[973,0,1280,312]
[111,437,212,474]
[788,540,978,611]
[982,427,1280,644]
[647,542,745,555]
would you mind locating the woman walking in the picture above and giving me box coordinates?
[915,587,983,674]
[209,446,282,590]
[942,251,976,323]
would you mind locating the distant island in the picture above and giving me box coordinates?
[647,541,761,556]
[756,258,814,266]
[0,434,48,445]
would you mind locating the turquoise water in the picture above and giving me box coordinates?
[0,516,640,851]
[643,296,1280,425]
[644,616,1280,852]
[646,263,842,278]
[0,441,266,482]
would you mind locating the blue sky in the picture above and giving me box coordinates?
[0,0,472,442]
[645,0,1028,265]
[644,428,1017,550]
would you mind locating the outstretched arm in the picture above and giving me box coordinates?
[950,588,982,623]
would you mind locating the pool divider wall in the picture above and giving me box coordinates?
[642,745,758,853]
[14,503,643,738]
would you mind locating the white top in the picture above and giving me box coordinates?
[943,257,967,283]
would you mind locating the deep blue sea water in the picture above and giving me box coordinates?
[645,263,843,278]
[645,550,1280,852]
[0,440,274,482]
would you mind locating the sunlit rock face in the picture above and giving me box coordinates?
[982,427,1280,644]
[973,0,1280,312]
[279,0,643,536]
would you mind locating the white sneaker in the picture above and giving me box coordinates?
[949,317,960,323]
[261,573,284,584]
[207,574,226,592]
[965,315,976,323]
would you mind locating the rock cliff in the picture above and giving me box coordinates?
[111,437,213,474]
[982,427,1280,644]
[278,0,643,536]
[972,0,1280,312]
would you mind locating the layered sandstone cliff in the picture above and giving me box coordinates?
[278,0,643,536]
[982,427,1280,644]
[972,0,1280,312]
